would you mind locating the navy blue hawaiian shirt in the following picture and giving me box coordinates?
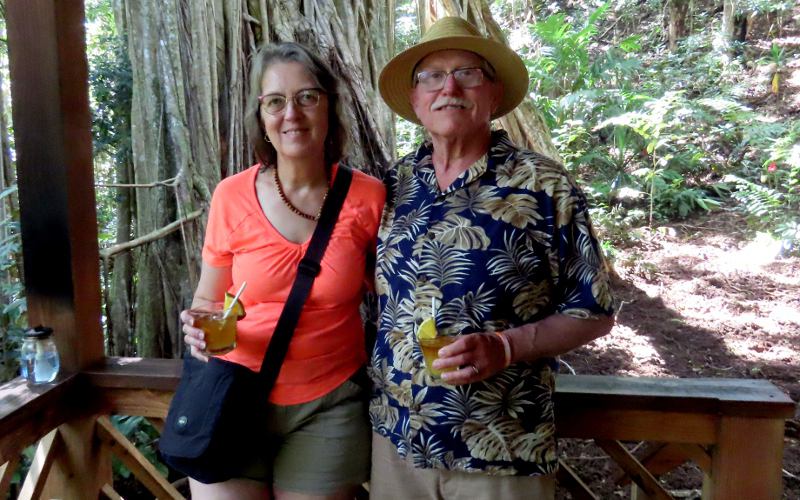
[369,130,615,476]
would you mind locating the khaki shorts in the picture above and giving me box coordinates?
[238,374,371,494]
[370,432,555,500]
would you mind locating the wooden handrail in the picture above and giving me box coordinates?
[1,357,795,499]
[0,375,87,465]
[553,373,796,417]
[82,357,795,419]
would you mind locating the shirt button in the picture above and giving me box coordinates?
[411,404,421,412]
[412,361,420,369]
[427,232,435,240]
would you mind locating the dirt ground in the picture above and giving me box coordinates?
[558,209,800,498]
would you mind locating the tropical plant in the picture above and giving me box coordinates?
[0,185,25,383]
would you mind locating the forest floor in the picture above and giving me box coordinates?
[559,208,800,499]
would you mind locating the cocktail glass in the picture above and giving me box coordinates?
[189,303,237,355]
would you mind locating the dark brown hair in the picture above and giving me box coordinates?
[245,42,347,169]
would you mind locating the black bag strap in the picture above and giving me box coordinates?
[257,165,353,386]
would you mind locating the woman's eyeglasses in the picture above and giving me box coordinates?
[258,88,325,115]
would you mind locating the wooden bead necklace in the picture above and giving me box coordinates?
[273,166,329,221]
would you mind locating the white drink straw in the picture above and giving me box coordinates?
[222,281,247,319]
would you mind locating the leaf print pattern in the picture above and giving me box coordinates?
[418,240,472,287]
[412,433,448,468]
[472,373,535,421]
[409,387,447,432]
[438,284,496,334]
[484,193,542,229]
[512,281,552,321]
[394,163,420,208]
[432,215,491,250]
[388,328,416,373]
[488,231,542,294]
[371,130,614,477]
[445,183,497,218]
[390,204,431,245]
[461,418,523,462]
[512,422,557,463]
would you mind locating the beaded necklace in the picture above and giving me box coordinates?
[273,166,329,221]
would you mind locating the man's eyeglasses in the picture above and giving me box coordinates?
[414,67,489,92]
[258,88,325,115]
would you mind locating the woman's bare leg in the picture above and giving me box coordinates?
[274,485,361,500]
[189,477,271,500]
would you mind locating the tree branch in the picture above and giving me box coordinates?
[244,13,261,25]
[99,209,203,260]
[95,177,177,189]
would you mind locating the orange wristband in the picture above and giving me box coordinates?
[494,331,512,368]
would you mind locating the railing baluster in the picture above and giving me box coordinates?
[18,429,61,500]
[556,458,599,499]
[101,482,124,500]
[95,416,185,500]
[0,454,22,498]
[596,439,673,500]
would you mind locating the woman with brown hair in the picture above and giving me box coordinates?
[179,42,384,500]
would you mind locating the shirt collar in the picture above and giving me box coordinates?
[411,130,513,195]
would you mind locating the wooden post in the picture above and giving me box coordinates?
[6,0,103,370]
[709,416,785,499]
[6,1,107,497]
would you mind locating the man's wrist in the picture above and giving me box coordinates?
[504,323,539,363]
[494,331,512,368]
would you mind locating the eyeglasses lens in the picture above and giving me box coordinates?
[416,68,485,91]
[260,89,322,115]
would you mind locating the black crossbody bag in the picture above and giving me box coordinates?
[159,166,353,484]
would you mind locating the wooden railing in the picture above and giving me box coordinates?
[0,358,795,499]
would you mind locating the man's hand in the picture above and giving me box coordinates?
[433,332,506,385]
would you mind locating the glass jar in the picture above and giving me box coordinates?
[20,326,60,385]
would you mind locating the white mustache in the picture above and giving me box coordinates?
[431,97,473,111]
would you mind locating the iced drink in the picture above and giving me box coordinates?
[419,335,456,378]
[190,304,237,355]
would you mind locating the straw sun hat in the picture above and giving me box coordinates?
[379,16,529,125]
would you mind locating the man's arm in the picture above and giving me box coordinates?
[436,313,614,384]
[504,313,614,363]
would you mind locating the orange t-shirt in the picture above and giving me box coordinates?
[202,164,385,405]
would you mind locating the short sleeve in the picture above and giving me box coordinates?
[201,183,234,267]
[550,181,615,319]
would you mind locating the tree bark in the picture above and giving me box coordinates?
[117,0,219,357]
[721,0,737,49]
[667,0,690,51]
[107,154,134,356]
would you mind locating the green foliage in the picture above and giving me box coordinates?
[723,118,800,254]
[0,185,25,383]
[86,0,133,246]
[515,1,797,247]
[737,0,795,15]
[726,174,783,217]
[110,415,169,480]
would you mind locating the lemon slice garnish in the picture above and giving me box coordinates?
[417,317,437,340]
[224,292,246,320]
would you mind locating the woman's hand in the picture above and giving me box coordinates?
[181,309,210,362]
[433,332,507,385]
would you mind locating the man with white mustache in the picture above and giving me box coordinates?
[369,17,616,500]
